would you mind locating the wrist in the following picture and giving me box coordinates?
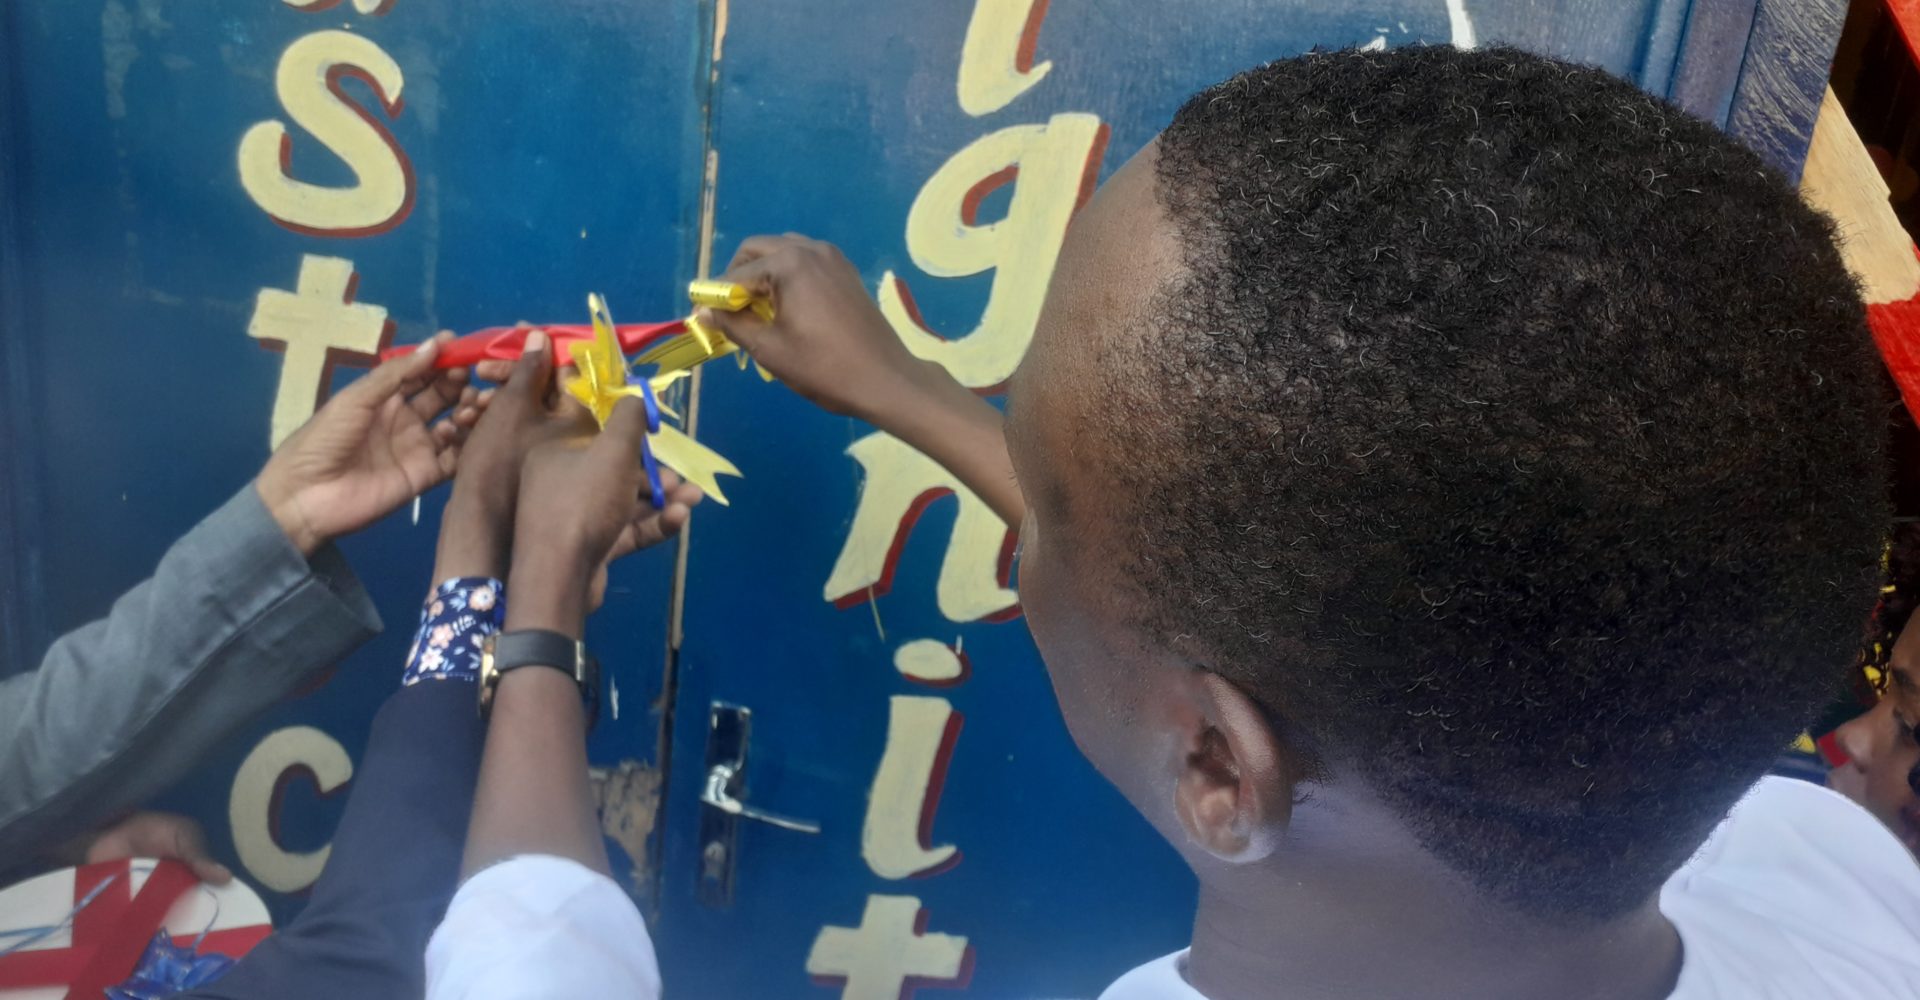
[434,491,513,580]
[854,355,958,427]
[449,464,519,527]
[256,478,325,558]
[504,539,595,638]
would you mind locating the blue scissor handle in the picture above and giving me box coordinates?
[637,379,667,511]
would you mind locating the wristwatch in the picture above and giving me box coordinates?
[478,630,600,730]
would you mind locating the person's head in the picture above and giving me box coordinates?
[1831,526,1920,854]
[1006,46,1886,922]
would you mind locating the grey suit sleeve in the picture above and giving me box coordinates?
[0,484,384,861]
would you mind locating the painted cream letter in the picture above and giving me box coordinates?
[248,254,392,447]
[824,431,1017,623]
[893,638,967,685]
[957,0,1053,116]
[877,113,1106,390]
[807,894,970,1000]
[238,30,413,236]
[282,0,397,13]
[229,726,352,894]
[861,695,962,880]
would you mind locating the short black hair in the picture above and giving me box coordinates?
[1114,46,1886,918]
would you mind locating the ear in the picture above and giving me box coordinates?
[1171,670,1295,863]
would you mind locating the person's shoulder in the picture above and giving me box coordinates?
[1741,772,1898,822]
[426,855,661,1000]
[1687,775,1913,872]
[1660,777,1920,999]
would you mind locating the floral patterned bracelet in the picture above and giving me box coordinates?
[402,577,505,686]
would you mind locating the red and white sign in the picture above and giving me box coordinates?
[0,858,272,999]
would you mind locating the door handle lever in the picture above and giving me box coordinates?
[696,703,818,908]
[700,762,821,834]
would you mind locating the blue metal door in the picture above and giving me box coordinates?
[0,0,708,916]
[655,2,1841,997]
[0,1,1842,997]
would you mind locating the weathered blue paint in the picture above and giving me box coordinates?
[0,1,1844,996]
[1727,0,1850,179]
[1670,0,1765,127]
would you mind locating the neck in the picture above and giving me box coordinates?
[1183,792,1682,1000]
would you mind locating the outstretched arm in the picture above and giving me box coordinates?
[459,387,701,878]
[426,396,687,1000]
[0,337,482,866]
[702,235,1025,529]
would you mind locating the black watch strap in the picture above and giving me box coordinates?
[487,629,599,729]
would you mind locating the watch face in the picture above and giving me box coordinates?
[478,634,501,714]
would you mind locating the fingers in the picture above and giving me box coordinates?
[648,468,703,510]
[652,469,705,511]
[87,813,234,886]
[701,257,775,354]
[616,475,704,557]
[169,818,233,885]
[591,497,688,611]
[607,494,694,560]
[449,385,490,430]
[649,492,696,540]
[432,415,463,449]
[720,234,830,308]
[606,522,645,563]
[714,234,837,353]
[715,254,777,302]
[432,417,463,478]
[431,386,482,472]
[668,478,705,509]
[655,500,693,538]
[728,233,812,270]
[473,321,536,384]
[407,367,469,424]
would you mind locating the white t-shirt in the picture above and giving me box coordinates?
[1101,778,1920,999]
[425,778,1920,999]
[425,854,660,1000]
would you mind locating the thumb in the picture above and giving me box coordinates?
[159,813,233,885]
[696,305,762,356]
[596,395,654,461]
[188,856,235,885]
[352,335,442,405]
[505,328,554,399]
